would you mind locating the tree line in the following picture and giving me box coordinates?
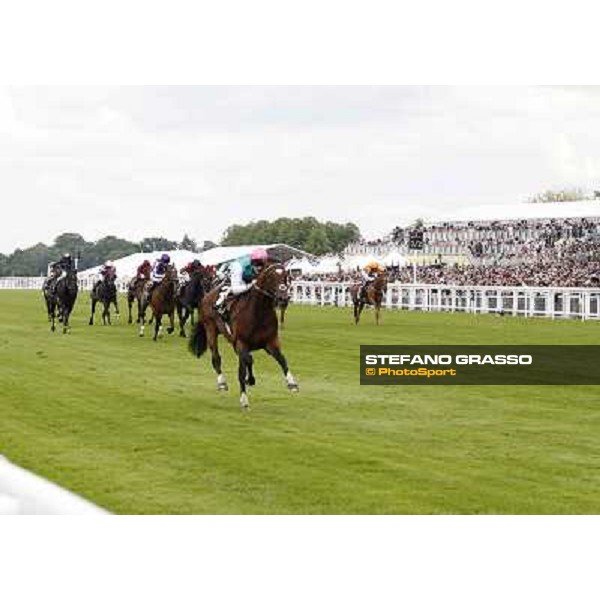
[221,217,360,256]
[0,233,205,277]
[1,217,362,276]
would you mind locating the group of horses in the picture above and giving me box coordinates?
[43,261,386,409]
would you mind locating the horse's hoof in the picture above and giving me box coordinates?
[246,376,256,386]
[217,383,228,392]
[288,383,299,392]
[167,327,174,335]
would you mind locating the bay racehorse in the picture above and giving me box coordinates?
[350,272,387,325]
[139,264,177,341]
[274,272,291,328]
[43,269,79,333]
[89,274,119,325]
[127,263,151,324]
[189,262,299,410]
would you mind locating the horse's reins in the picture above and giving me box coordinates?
[253,263,286,299]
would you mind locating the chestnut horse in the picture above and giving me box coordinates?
[350,272,387,325]
[189,263,298,410]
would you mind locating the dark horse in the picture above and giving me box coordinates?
[189,263,299,410]
[139,264,177,341]
[350,272,387,325]
[127,263,151,324]
[176,268,214,337]
[43,269,79,333]
[274,271,291,328]
[89,275,120,325]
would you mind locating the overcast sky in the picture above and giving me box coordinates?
[2,85,600,253]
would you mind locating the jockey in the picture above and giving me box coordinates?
[180,259,203,283]
[46,253,74,291]
[215,247,269,318]
[136,259,152,280]
[145,253,170,300]
[93,260,116,292]
[99,260,117,281]
[360,260,384,297]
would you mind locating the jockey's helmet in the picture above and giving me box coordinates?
[192,259,201,267]
[105,260,114,268]
[250,248,268,264]
[366,260,379,271]
[63,253,71,260]
[160,253,170,264]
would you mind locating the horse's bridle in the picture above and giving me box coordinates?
[253,263,287,299]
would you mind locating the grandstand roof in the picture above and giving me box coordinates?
[427,200,600,224]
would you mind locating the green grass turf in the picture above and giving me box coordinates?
[1,290,600,514]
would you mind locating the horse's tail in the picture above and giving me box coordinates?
[189,321,208,357]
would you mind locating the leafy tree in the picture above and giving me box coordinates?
[180,234,198,252]
[140,237,178,252]
[220,217,360,255]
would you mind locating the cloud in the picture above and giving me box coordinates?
[2,86,600,253]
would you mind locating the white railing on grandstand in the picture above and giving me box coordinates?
[0,455,108,515]
[290,280,600,321]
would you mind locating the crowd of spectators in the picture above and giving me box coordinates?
[294,220,600,286]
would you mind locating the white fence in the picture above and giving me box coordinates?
[290,281,600,320]
[3,277,600,320]
[0,276,129,292]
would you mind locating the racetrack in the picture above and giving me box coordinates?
[1,290,600,514]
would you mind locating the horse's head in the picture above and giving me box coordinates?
[255,263,289,300]
[373,271,388,291]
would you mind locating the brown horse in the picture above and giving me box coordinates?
[350,272,387,325]
[189,263,299,410]
[127,263,151,324]
[139,264,177,341]
[89,274,119,326]
[274,272,291,328]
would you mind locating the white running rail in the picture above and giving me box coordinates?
[0,455,108,515]
[2,277,600,320]
[289,281,600,321]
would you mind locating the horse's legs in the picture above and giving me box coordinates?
[89,298,97,325]
[103,300,111,326]
[207,323,227,391]
[113,297,120,320]
[47,298,56,332]
[139,300,147,336]
[375,303,380,325]
[265,338,299,391]
[62,305,70,334]
[236,343,251,409]
[280,306,286,328]
[177,303,187,337]
[167,310,175,335]
[127,295,133,324]
[153,312,162,341]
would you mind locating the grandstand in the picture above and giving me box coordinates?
[341,201,600,284]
